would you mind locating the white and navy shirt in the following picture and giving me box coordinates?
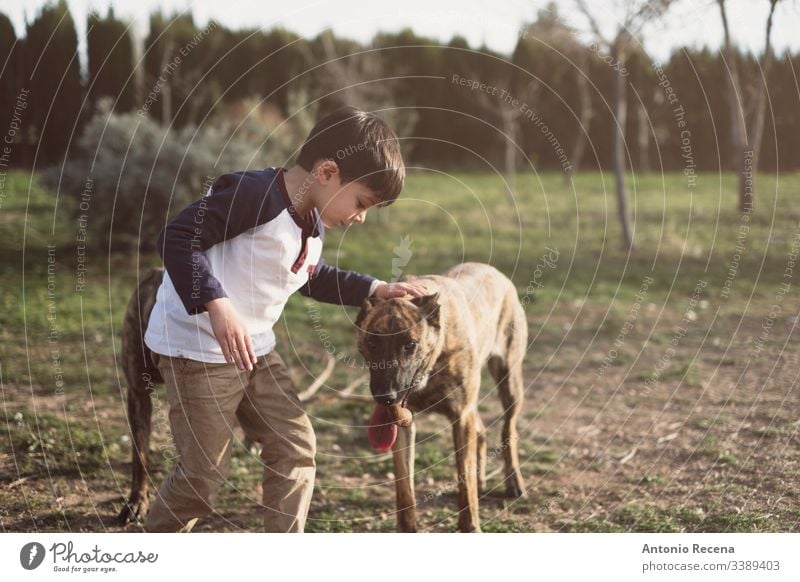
[144,167,379,363]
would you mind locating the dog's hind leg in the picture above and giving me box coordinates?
[475,414,487,494]
[391,422,417,532]
[118,360,154,525]
[489,352,527,499]
[117,268,163,526]
[452,409,481,532]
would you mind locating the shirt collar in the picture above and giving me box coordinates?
[276,167,320,237]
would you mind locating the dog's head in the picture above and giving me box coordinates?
[355,293,441,406]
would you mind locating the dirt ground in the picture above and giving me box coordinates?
[3,295,798,533]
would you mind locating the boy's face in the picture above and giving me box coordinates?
[312,160,381,229]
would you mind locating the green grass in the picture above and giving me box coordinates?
[563,504,781,533]
[3,168,800,532]
[3,169,798,397]
[2,407,124,477]
[697,434,741,467]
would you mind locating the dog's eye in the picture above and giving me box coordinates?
[404,341,417,351]
[367,339,378,349]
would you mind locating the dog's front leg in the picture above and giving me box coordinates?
[391,421,417,532]
[452,411,481,532]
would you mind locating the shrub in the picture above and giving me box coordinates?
[44,96,315,251]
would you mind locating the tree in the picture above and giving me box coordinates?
[717,0,781,213]
[302,29,420,160]
[371,29,449,166]
[441,35,511,170]
[23,0,83,165]
[516,3,594,183]
[0,12,23,157]
[470,49,539,198]
[626,47,656,173]
[143,11,216,127]
[87,7,136,113]
[573,0,675,251]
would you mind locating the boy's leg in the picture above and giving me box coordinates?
[145,353,245,532]
[236,350,316,533]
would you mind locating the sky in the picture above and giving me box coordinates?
[5,0,800,67]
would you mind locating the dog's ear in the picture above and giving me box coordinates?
[355,295,381,330]
[411,293,440,328]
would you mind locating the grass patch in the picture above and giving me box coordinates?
[2,408,120,477]
[4,168,800,532]
[562,504,780,533]
[697,434,740,467]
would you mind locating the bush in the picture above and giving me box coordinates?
[44,97,314,251]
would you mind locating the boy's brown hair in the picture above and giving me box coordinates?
[297,107,405,206]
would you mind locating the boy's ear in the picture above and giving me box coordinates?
[411,293,440,328]
[314,159,340,184]
[355,295,381,330]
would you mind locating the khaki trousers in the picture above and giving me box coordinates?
[144,350,316,533]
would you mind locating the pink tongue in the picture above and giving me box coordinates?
[368,405,398,452]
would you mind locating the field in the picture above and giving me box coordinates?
[1,169,799,532]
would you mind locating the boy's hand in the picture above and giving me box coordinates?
[373,282,428,299]
[205,298,257,371]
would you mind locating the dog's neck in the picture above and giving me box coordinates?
[416,300,448,381]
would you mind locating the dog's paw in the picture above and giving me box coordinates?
[117,496,149,526]
[504,478,528,499]
[458,521,481,533]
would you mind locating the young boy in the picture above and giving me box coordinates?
[143,107,426,532]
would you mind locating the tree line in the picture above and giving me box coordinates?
[1,0,797,177]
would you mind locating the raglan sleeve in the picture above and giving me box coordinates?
[156,171,278,315]
[298,258,383,306]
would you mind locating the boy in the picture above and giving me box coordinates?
[143,107,426,532]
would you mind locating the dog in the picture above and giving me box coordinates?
[117,267,164,525]
[355,262,528,532]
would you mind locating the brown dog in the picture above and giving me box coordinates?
[355,262,528,532]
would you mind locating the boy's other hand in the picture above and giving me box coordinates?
[205,298,257,371]
[373,282,428,299]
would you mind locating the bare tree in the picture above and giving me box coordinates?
[717,0,781,213]
[306,31,418,140]
[570,54,594,180]
[519,4,595,183]
[637,98,650,172]
[470,73,540,200]
[573,0,675,251]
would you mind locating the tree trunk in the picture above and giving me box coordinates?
[739,0,779,213]
[637,101,649,172]
[159,40,173,126]
[131,27,145,109]
[612,41,633,251]
[566,63,593,183]
[501,106,517,200]
[717,0,779,214]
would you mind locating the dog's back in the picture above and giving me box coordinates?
[404,262,526,365]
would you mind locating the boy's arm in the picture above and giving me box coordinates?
[157,170,282,315]
[298,259,383,306]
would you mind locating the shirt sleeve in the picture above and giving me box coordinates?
[156,169,284,315]
[298,258,378,306]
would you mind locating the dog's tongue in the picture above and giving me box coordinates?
[368,404,398,452]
